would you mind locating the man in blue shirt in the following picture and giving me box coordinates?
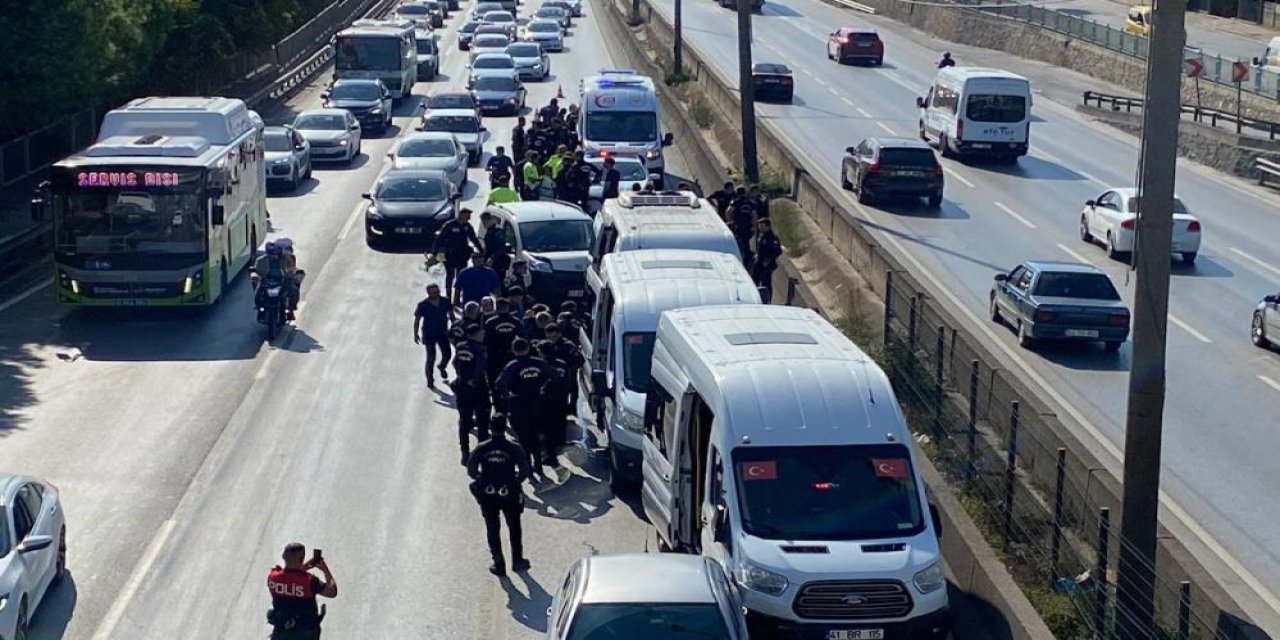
[414,283,456,387]
[456,252,502,307]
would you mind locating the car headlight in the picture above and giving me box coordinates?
[528,258,553,273]
[738,562,789,596]
[506,97,519,105]
[0,592,8,612]
[618,408,644,433]
[370,107,383,114]
[913,561,946,594]
[367,207,383,219]
[645,148,661,159]
[339,139,350,146]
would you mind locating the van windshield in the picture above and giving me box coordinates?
[965,94,1026,123]
[732,444,924,540]
[621,332,656,392]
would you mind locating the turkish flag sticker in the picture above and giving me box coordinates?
[872,458,909,479]
[741,460,778,481]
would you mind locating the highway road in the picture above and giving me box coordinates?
[1037,0,1267,63]
[0,6,676,638]
[644,0,1280,617]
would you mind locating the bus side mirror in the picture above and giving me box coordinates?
[662,132,674,147]
[930,503,943,538]
[211,204,226,227]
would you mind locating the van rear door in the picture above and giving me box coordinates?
[960,79,1030,145]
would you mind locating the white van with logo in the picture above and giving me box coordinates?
[643,305,951,639]
[581,250,762,488]
[916,67,1031,163]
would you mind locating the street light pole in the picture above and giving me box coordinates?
[1116,0,1186,635]
[736,0,759,183]
[674,0,684,77]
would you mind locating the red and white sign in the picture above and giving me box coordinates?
[1233,60,1250,83]
[742,461,777,481]
[871,458,909,479]
[1183,58,1204,78]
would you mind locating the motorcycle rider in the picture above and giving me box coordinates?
[252,241,300,321]
[495,338,557,475]
[432,208,483,304]
[466,414,532,577]
[452,322,492,464]
[486,145,515,187]
[484,298,523,388]
[937,51,956,68]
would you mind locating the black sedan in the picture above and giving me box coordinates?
[322,78,392,133]
[841,137,943,208]
[471,74,527,115]
[990,261,1130,351]
[751,62,794,102]
[363,169,462,250]
[459,21,481,50]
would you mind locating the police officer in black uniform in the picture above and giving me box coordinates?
[466,414,533,577]
[495,338,557,475]
[450,301,484,345]
[484,298,523,389]
[512,116,528,165]
[565,151,600,211]
[728,187,760,266]
[751,218,783,304]
[537,323,583,464]
[432,208,483,304]
[527,125,553,165]
[481,212,512,278]
[538,98,560,124]
[451,323,491,464]
[709,181,735,220]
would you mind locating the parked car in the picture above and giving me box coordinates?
[263,125,312,190]
[751,62,794,102]
[321,78,393,132]
[485,200,593,306]
[292,108,362,164]
[416,29,440,80]
[364,169,462,249]
[546,554,748,640]
[420,108,487,164]
[471,73,527,115]
[459,21,482,50]
[470,33,512,61]
[1079,187,1202,263]
[468,52,518,87]
[827,26,884,65]
[1253,291,1280,349]
[841,137,943,208]
[0,474,67,640]
[990,261,1130,351]
[524,19,565,52]
[507,42,551,81]
[387,131,469,187]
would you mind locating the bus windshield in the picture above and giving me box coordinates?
[336,37,402,71]
[53,170,206,256]
[585,111,658,143]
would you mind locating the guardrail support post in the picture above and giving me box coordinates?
[907,297,918,349]
[1051,447,1066,572]
[1003,401,1019,550]
[933,327,945,435]
[1177,581,1191,639]
[785,276,798,306]
[966,360,979,479]
[883,271,894,344]
[1096,507,1112,637]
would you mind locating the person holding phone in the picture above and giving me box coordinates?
[267,542,338,639]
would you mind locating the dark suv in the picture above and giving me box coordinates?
[841,137,944,208]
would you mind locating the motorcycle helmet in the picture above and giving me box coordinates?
[265,242,282,256]
[276,237,294,250]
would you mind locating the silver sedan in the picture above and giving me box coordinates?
[387,132,470,187]
[0,474,67,640]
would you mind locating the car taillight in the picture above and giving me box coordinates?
[1109,313,1130,326]
[930,164,944,178]
[1121,218,1136,230]
[866,160,881,174]
[955,119,963,141]
[780,76,793,84]
[1187,220,1201,232]
[1033,310,1056,323]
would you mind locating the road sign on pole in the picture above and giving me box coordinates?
[1183,58,1204,77]
[1232,60,1249,83]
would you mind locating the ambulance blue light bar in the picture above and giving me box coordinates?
[599,68,638,75]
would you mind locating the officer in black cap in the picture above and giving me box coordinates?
[451,322,491,465]
[495,338,557,475]
[537,323,583,465]
[484,298,523,389]
[466,414,532,577]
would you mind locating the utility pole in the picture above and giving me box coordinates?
[631,0,641,24]
[1116,0,1186,635]
[736,0,759,183]
[674,0,684,77]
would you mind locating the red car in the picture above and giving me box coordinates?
[826,27,883,65]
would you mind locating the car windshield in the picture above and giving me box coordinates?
[264,132,294,152]
[417,38,437,54]
[484,11,514,21]
[476,35,510,47]
[621,332,656,392]
[538,6,566,15]
[330,82,381,100]
[530,21,560,32]
[753,63,790,74]
[519,219,592,253]
[507,44,540,56]
[399,138,456,157]
[474,76,519,91]
[398,4,429,14]
[1032,272,1122,300]
[378,177,447,201]
[585,112,658,143]
[966,94,1026,123]
[429,94,475,109]
[1126,197,1190,214]
[294,114,347,130]
[475,56,514,68]
[733,443,925,540]
[566,603,731,640]
[476,3,503,11]
[425,115,480,133]
[462,22,480,33]
[878,148,937,167]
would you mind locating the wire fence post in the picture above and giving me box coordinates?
[907,296,919,349]
[932,327,945,435]
[785,276,798,306]
[1096,507,1112,637]
[1178,581,1191,639]
[1003,400,1019,550]
[1051,447,1067,573]
[883,271,894,345]
[966,360,979,479]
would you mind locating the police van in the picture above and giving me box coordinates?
[579,69,674,176]
[916,67,1031,163]
[642,305,951,639]
[588,191,739,283]
[580,249,762,488]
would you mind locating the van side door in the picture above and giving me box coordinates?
[700,447,732,565]
[641,378,681,548]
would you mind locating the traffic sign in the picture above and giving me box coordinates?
[1183,58,1204,77]
[1233,60,1250,83]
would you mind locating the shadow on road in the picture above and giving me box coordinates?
[947,581,1014,640]
[28,571,78,639]
[501,572,553,633]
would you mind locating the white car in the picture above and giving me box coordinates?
[0,474,66,640]
[485,200,593,305]
[586,156,655,213]
[1079,187,1201,263]
[523,19,565,52]
[387,131,469,187]
[469,33,512,61]
[292,108,362,164]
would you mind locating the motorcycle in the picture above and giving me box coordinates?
[253,270,305,341]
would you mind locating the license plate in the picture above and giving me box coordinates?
[115,299,150,306]
[828,630,884,640]
[567,289,584,298]
[970,143,992,149]
[396,227,424,234]
[761,77,780,83]
[1065,329,1099,338]
[895,170,927,177]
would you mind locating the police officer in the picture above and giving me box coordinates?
[600,157,622,203]
[452,323,491,464]
[538,323,582,463]
[751,218,783,304]
[495,338,557,474]
[566,104,580,133]
[466,414,533,577]
[432,208,483,303]
[709,181,735,220]
[527,126,553,165]
[728,187,760,266]
[486,146,515,187]
[481,212,512,278]
[484,298,523,388]
[266,542,337,640]
[503,260,529,296]
[538,98,560,124]
[450,300,484,345]
[519,151,542,200]
[487,175,521,206]
[512,117,528,165]
[565,151,600,210]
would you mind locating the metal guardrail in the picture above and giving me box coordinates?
[828,0,877,14]
[1257,157,1280,187]
[1082,89,1280,139]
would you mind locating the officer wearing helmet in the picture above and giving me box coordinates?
[252,241,300,320]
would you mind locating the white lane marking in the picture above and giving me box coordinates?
[943,167,974,188]
[876,122,896,135]
[882,71,920,94]
[337,197,366,241]
[994,201,1036,229]
[1230,247,1280,278]
[0,281,51,314]
[856,107,872,117]
[1260,375,1280,393]
[1055,243,1095,265]
[842,96,855,106]
[814,77,828,88]
[1169,314,1212,343]
[92,519,178,640]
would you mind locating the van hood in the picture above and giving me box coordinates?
[736,533,938,577]
[525,250,590,272]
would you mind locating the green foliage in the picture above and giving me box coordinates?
[688,95,714,129]
[766,200,808,258]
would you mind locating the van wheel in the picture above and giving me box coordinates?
[1181,251,1197,264]
[927,192,942,209]
[1105,232,1128,262]
[856,180,873,204]
[939,134,953,158]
